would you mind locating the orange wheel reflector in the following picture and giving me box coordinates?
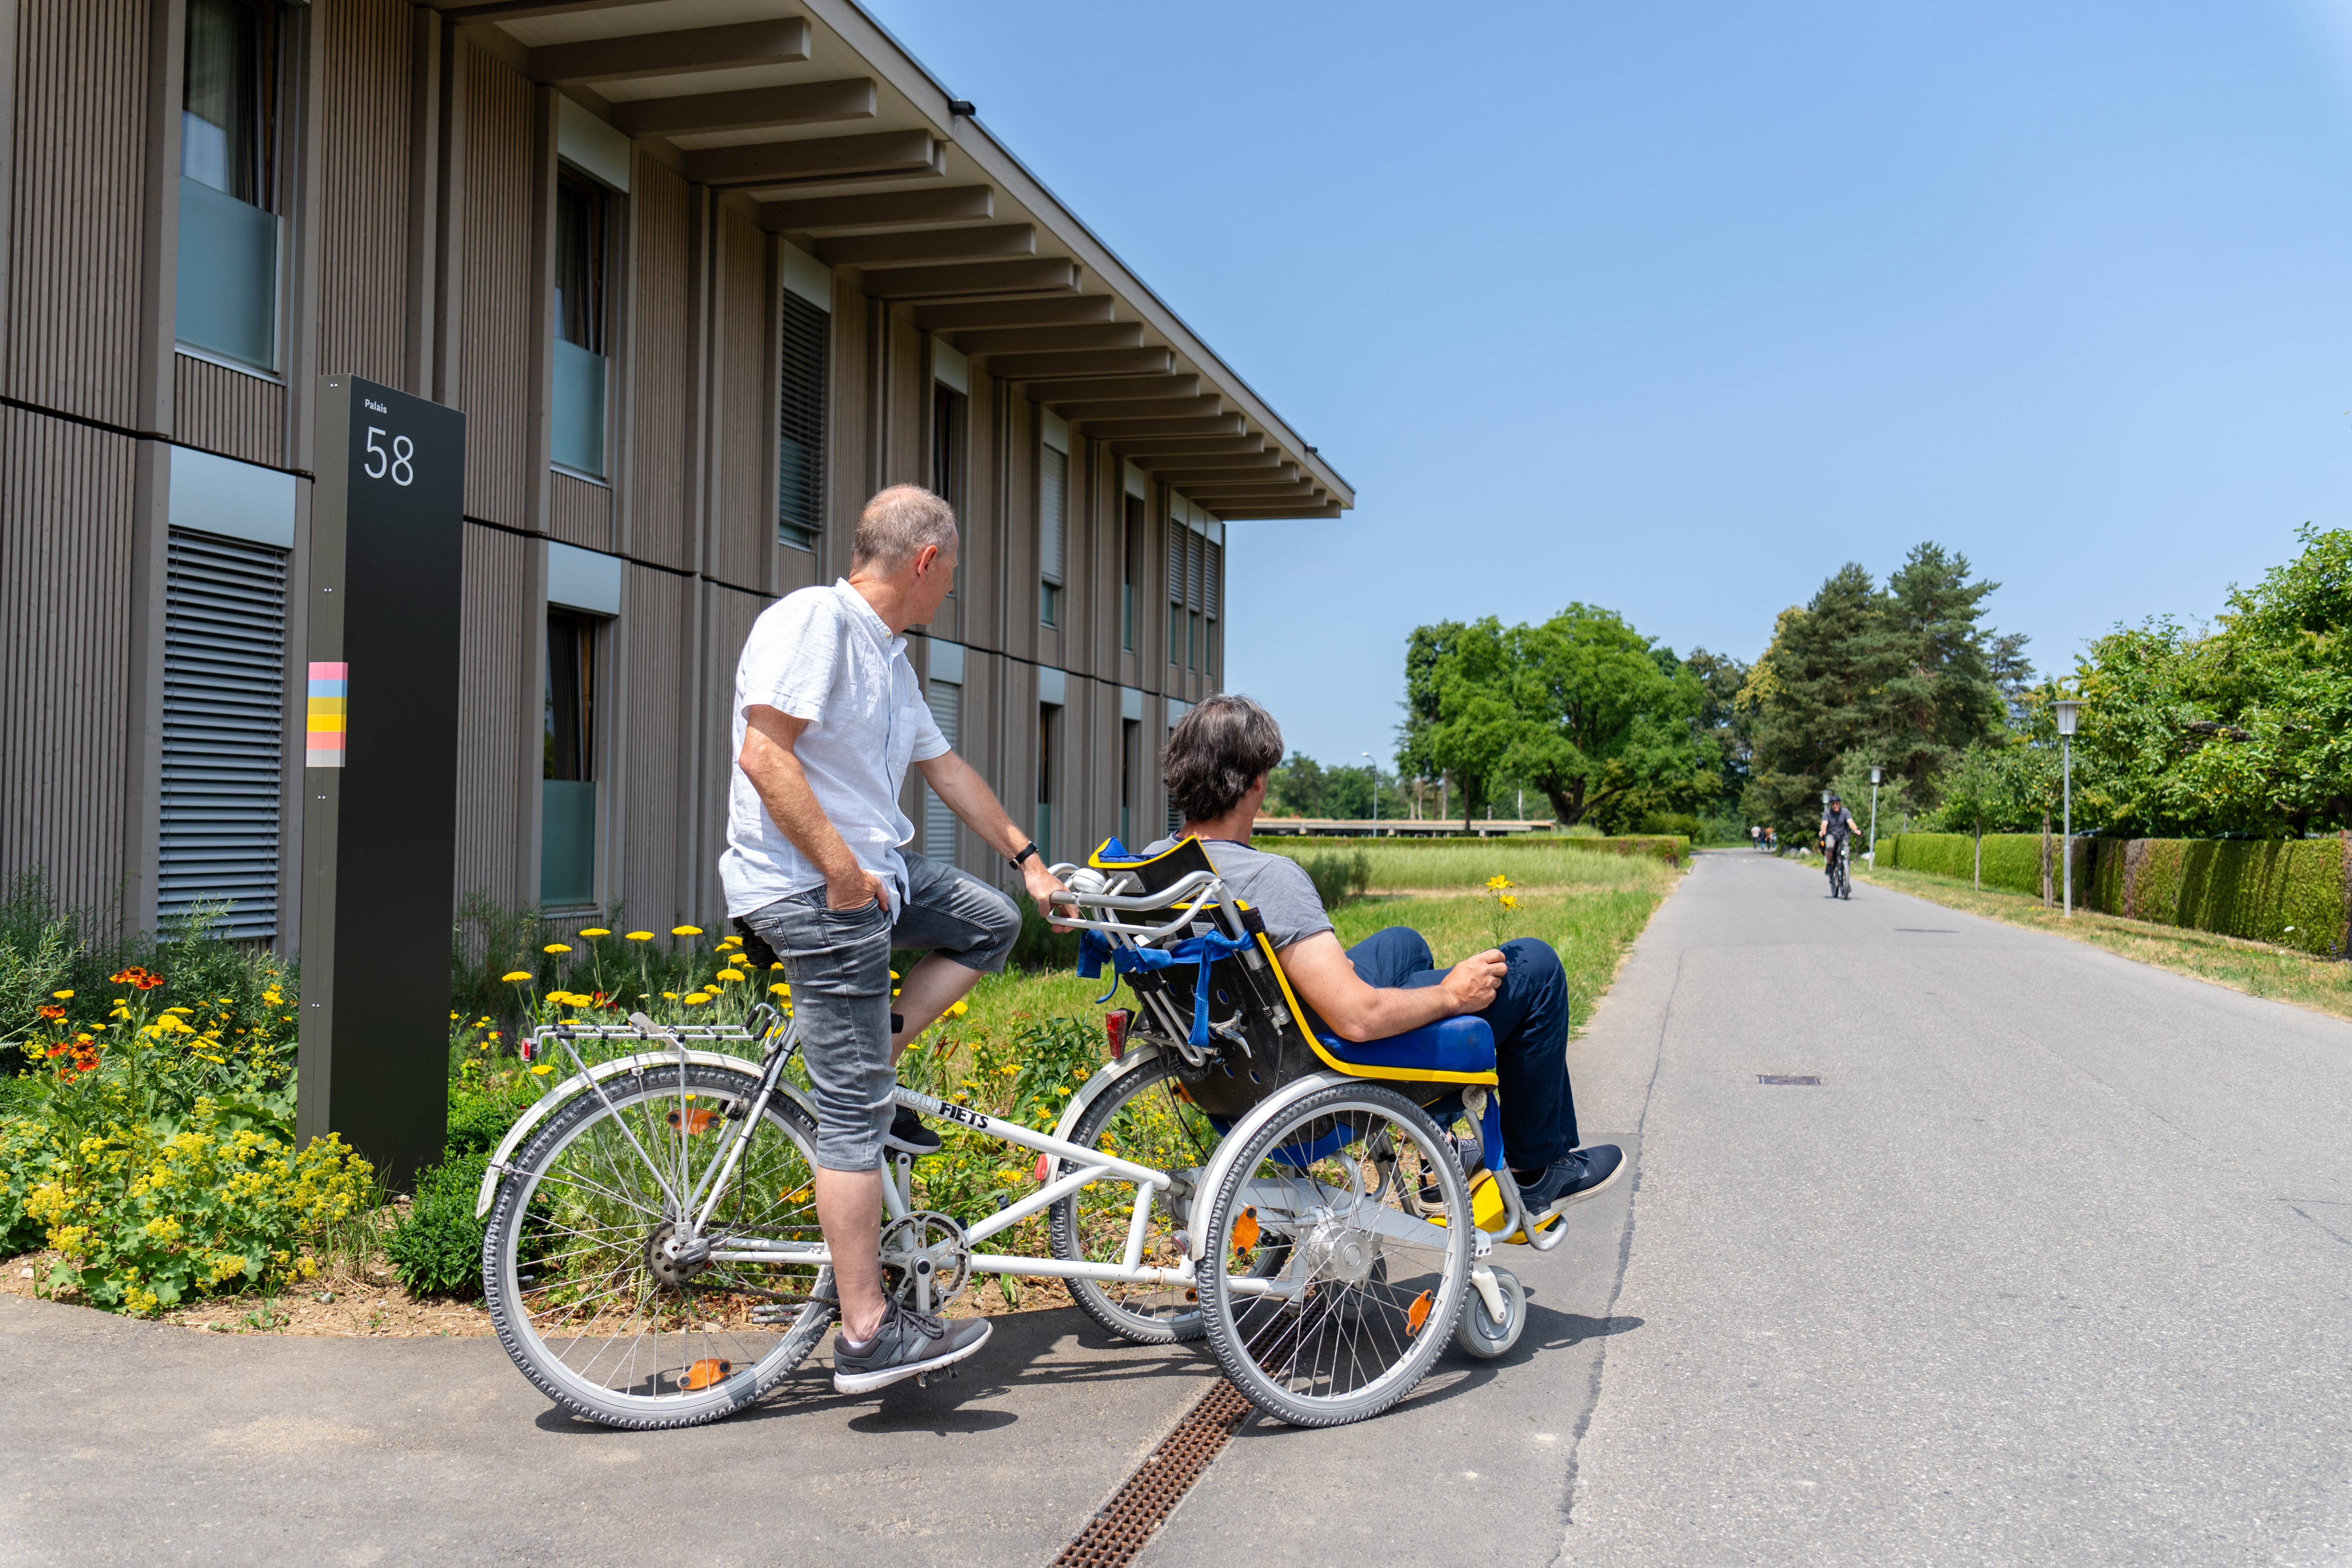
[1173,1083,1193,1104]
[1406,1289,1434,1335]
[681,1358,732,1391]
[1231,1208,1260,1253]
[668,1107,717,1135]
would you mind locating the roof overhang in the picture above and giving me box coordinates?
[427,0,1352,516]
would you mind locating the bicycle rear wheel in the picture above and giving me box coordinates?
[1048,1054,1216,1343]
[482,1062,832,1429]
[1197,1082,1471,1427]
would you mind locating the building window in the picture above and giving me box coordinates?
[932,382,966,519]
[778,290,828,550]
[551,172,611,478]
[1039,442,1067,628]
[1167,522,1184,667]
[1168,523,1205,672]
[160,530,285,940]
[923,673,961,861]
[1121,494,1142,652]
[1036,703,1059,859]
[1121,717,1139,846]
[177,0,278,372]
[543,610,599,907]
[1204,536,1221,679]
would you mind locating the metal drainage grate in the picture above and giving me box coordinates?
[1757,1074,1821,1086]
[1050,1377,1254,1566]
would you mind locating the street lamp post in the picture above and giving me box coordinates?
[1868,765,1882,866]
[2053,699,2079,918]
[1361,752,1378,835]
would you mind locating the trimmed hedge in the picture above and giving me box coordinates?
[1879,832,2350,956]
[1258,834,1688,866]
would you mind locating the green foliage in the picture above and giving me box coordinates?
[1253,836,1686,883]
[1292,848,1373,908]
[384,1147,492,1296]
[1398,606,1716,830]
[1745,545,2018,844]
[1683,647,1754,816]
[1880,832,2349,954]
[1263,751,1406,821]
[1010,899,1081,973]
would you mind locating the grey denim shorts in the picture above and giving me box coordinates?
[742,852,1021,1172]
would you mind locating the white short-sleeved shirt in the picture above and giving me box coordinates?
[720,580,950,918]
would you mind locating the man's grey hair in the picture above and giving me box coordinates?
[851,484,959,571]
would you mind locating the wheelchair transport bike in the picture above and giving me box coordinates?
[475,837,1573,1431]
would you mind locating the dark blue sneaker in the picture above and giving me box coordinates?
[1514,1145,1625,1217]
[884,1104,942,1157]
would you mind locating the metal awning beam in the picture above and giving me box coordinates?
[818,225,1035,267]
[528,18,809,85]
[684,129,939,189]
[612,78,875,138]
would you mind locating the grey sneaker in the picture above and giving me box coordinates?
[833,1300,992,1394]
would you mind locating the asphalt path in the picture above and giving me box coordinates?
[6,853,2349,1565]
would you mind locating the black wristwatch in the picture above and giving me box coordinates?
[1009,840,1041,873]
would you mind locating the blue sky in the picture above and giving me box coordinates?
[867,0,2352,764]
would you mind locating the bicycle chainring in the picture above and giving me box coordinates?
[879,1211,971,1310]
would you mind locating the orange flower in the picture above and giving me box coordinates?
[109,966,164,990]
[36,1004,66,1021]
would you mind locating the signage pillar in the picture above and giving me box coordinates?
[296,377,466,1187]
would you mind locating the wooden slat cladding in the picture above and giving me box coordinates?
[696,581,770,907]
[3,0,148,425]
[706,207,768,593]
[0,407,134,911]
[318,0,414,391]
[617,563,690,929]
[626,153,691,568]
[173,356,285,467]
[456,47,534,526]
[548,472,611,551]
[453,521,535,907]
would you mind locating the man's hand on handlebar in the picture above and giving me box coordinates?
[1023,859,1074,932]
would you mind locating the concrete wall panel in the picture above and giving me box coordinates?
[455,46,533,526]
[452,520,535,907]
[317,0,414,393]
[625,152,691,570]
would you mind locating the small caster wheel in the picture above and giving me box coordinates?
[1455,1265,1525,1360]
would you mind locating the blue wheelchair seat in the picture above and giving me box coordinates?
[1314,1014,1497,1078]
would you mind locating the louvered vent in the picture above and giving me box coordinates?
[160,530,286,940]
[1204,540,1222,620]
[923,677,961,860]
[778,289,827,549]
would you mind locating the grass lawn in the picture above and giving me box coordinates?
[1855,860,2352,1025]
[1253,838,1679,892]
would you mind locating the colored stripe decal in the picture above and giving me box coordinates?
[306,661,347,768]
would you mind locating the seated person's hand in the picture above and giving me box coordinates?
[1440,949,1507,1015]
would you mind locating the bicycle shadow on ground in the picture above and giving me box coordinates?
[1218,1290,1645,1437]
[529,1304,1220,1438]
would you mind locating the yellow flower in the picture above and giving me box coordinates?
[716,936,741,950]
[1499,894,1519,910]
[625,930,654,941]
[530,1063,554,1076]
[579,927,611,937]
[449,1011,460,1021]
[682,994,710,1006]
[672,925,703,937]
[949,1000,968,1017]
[501,970,533,983]
[165,1006,195,1014]
[51,989,73,1000]
[769,983,790,996]
[662,992,680,1000]
[716,968,746,982]
[544,943,572,954]
[1487,874,1509,890]
[770,961,785,970]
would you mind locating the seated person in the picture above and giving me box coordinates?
[1140,695,1624,1218]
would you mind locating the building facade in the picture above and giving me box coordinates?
[0,0,1351,945]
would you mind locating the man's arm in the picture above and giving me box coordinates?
[1277,931,1504,1044]
[739,705,892,911]
[914,750,1071,916]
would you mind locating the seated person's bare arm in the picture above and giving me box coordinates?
[1277,931,1507,1043]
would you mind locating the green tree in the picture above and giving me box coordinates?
[1398,618,1520,827]
[1683,647,1753,815]
[1859,543,2008,798]
[1741,564,1879,840]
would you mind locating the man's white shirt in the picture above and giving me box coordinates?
[720,580,949,918]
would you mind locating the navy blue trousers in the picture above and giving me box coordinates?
[1344,927,1579,1171]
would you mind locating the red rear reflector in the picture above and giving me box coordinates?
[1104,1009,1128,1060]
[1034,1152,1052,1184]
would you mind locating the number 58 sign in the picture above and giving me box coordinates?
[363,426,416,486]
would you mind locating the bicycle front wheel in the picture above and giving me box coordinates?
[1047,1053,1218,1343]
[1197,1082,1471,1427]
[482,1062,832,1429]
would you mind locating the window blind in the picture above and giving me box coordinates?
[923,676,961,859]
[778,290,827,549]
[160,530,286,940]
[1039,444,1067,587]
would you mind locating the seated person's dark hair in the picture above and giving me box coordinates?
[1164,694,1284,824]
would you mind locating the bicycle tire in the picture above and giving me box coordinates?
[1047,1055,1216,1344]
[483,1062,834,1430]
[1197,1082,1471,1427]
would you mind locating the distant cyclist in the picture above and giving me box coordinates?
[1819,794,1861,893]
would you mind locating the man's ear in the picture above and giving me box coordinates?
[911,543,938,580]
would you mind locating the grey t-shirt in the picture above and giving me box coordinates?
[1140,837,1334,951]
